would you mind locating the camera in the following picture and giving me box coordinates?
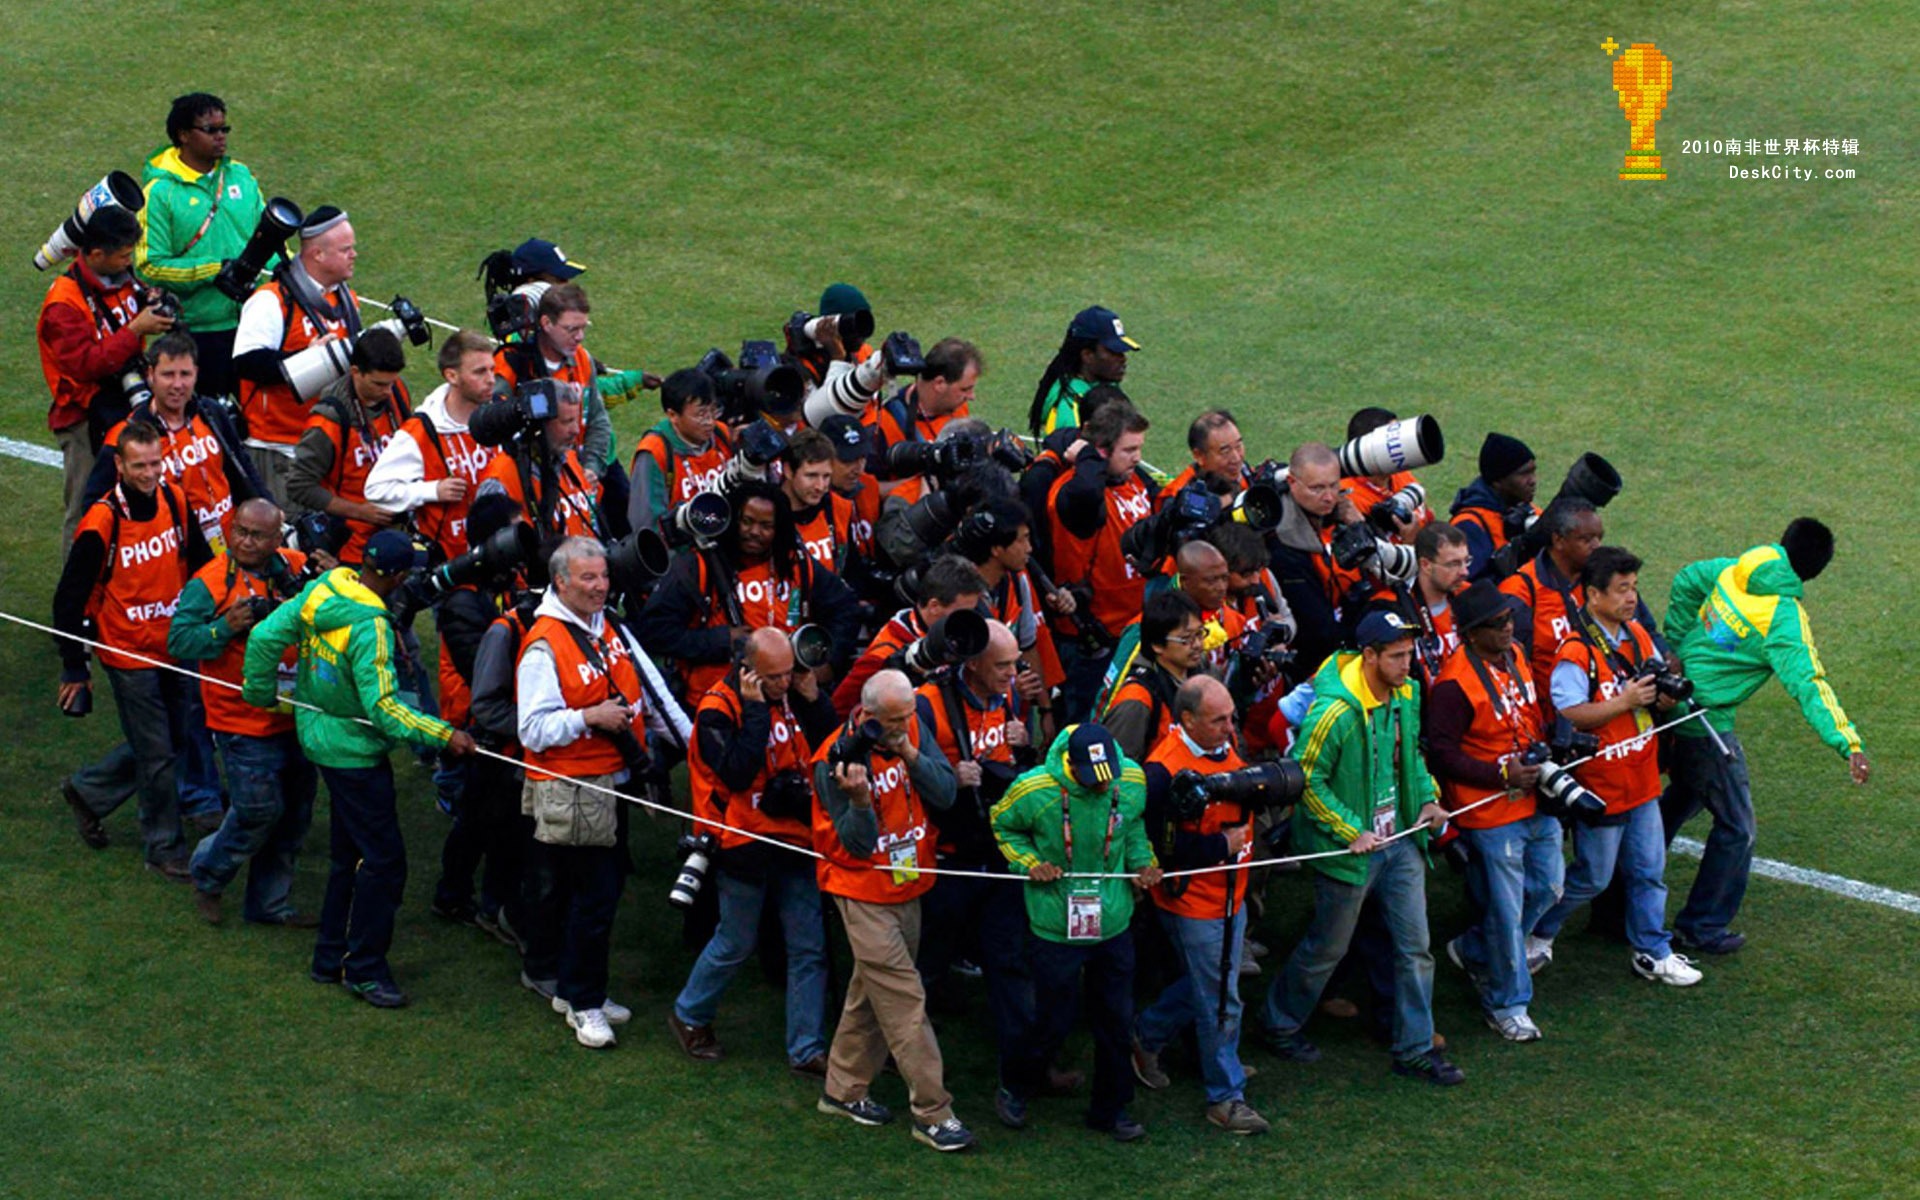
[886,434,979,481]
[790,623,832,672]
[215,197,305,301]
[668,832,720,909]
[661,492,732,550]
[902,609,990,677]
[1227,621,1297,702]
[829,718,887,767]
[606,527,672,599]
[381,295,431,348]
[116,363,155,413]
[1522,755,1608,820]
[1330,520,1415,579]
[61,682,93,718]
[879,331,926,378]
[241,595,282,623]
[288,510,344,560]
[1224,483,1283,533]
[1121,483,1221,568]
[484,290,539,343]
[1365,481,1427,535]
[34,170,145,271]
[1521,716,1603,767]
[696,343,804,424]
[406,521,539,610]
[982,428,1034,472]
[1166,760,1307,823]
[784,309,877,357]
[469,379,567,447]
[1492,453,1624,578]
[1635,660,1694,703]
[758,769,815,824]
[147,290,184,326]
[1336,414,1445,479]
[723,421,790,488]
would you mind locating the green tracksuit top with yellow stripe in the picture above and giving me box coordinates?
[1663,544,1862,757]
[241,568,453,768]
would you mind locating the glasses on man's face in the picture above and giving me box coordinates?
[1164,631,1203,648]
[231,525,277,542]
[194,124,232,135]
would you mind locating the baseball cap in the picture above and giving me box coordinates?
[1066,723,1122,788]
[1355,610,1419,649]
[363,529,428,575]
[510,238,586,280]
[1067,306,1141,354]
[819,414,871,463]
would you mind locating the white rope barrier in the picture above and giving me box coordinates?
[1,608,1708,884]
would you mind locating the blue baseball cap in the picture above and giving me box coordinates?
[1066,723,1122,788]
[363,529,427,576]
[511,238,585,280]
[1355,609,1419,650]
[1067,306,1140,354]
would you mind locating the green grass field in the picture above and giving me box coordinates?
[1,3,1915,1197]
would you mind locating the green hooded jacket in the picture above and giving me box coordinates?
[992,726,1158,944]
[241,567,453,768]
[1663,544,1862,756]
[135,145,266,332]
[1289,651,1437,886]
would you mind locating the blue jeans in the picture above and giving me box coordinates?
[1660,732,1753,944]
[68,666,191,864]
[175,686,225,819]
[1138,905,1248,1104]
[313,763,407,986]
[1454,814,1565,1020]
[190,731,318,922]
[1535,801,1672,957]
[1264,836,1436,1060]
[674,863,829,1065]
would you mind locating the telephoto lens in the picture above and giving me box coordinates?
[668,832,720,909]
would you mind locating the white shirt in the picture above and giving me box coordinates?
[363,383,470,514]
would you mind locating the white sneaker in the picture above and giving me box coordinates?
[1485,1012,1543,1042]
[568,1006,617,1049]
[1633,951,1703,987]
[552,995,633,1024]
[1244,935,1270,960]
[1525,935,1554,975]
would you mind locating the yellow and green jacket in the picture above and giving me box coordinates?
[1664,544,1862,756]
[1289,651,1437,885]
[135,145,266,332]
[242,568,452,768]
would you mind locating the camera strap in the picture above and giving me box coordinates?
[559,616,634,710]
[1462,644,1531,753]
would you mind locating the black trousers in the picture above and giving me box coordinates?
[523,841,626,1011]
[313,763,407,986]
[434,752,532,921]
[1010,931,1137,1125]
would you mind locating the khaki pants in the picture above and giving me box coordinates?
[58,424,95,548]
[248,444,294,509]
[827,895,952,1125]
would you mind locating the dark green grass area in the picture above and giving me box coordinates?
[1,2,1914,1196]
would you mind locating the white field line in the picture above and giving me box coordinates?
[3,436,1914,915]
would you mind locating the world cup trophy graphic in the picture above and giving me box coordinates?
[1612,42,1673,180]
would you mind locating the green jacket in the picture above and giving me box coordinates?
[1289,651,1437,885]
[241,568,452,768]
[1037,377,1094,436]
[1663,544,1862,756]
[135,146,266,332]
[992,726,1157,944]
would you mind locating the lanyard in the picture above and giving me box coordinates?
[1060,786,1119,873]
[1464,645,1533,755]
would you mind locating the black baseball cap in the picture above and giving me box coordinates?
[1067,306,1141,354]
[363,529,427,575]
[819,415,871,463]
[511,238,585,280]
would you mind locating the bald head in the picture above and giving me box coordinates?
[744,627,796,703]
[966,618,1022,699]
[1289,442,1338,473]
[236,497,283,526]
[863,668,915,715]
[1176,540,1229,612]
[1174,675,1236,752]
[229,497,285,569]
[1287,441,1342,518]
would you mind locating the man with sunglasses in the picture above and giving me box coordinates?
[136,92,265,399]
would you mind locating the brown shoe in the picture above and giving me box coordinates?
[1433,1031,1448,1052]
[1319,997,1360,1020]
[146,857,192,884]
[62,781,108,850]
[279,911,321,929]
[790,1053,828,1079]
[1042,1066,1084,1095]
[667,1011,723,1061]
[194,889,223,925]
[187,811,224,837]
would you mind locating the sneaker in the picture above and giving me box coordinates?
[1633,951,1703,987]
[1485,1012,1544,1042]
[1244,935,1271,959]
[913,1116,977,1152]
[993,1087,1028,1130]
[1238,955,1262,976]
[309,966,341,986]
[818,1094,893,1127]
[1258,1026,1322,1063]
[1393,1047,1466,1086]
[1206,1099,1271,1136]
[1446,936,1491,994]
[193,889,223,925]
[667,1011,724,1061]
[1130,1037,1170,1089]
[477,908,525,951]
[430,899,479,926]
[518,971,557,1001]
[950,957,985,979]
[61,781,108,850]
[1088,1111,1146,1143]
[1677,930,1746,956]
[552,995,631,1025]
[1525,935,1554,975]
[344,979,409,1009]
[145,857,192,884]
[568,1006,617,1049]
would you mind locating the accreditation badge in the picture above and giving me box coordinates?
[1066,881,1103,942]
[1371,793,1398,839]
[887,839,921,886]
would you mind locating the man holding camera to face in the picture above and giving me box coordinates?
[1528,547,1701,987]
[871,338,983,504]
[515,537,650,1048]
[670,627,839,1070]
[832,556,986,713]
[811,670,973,1152]
[1133,676,1272,1136]
[1427,581,1564,1042]
[168,498,317,926]
[474,382,605,542]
